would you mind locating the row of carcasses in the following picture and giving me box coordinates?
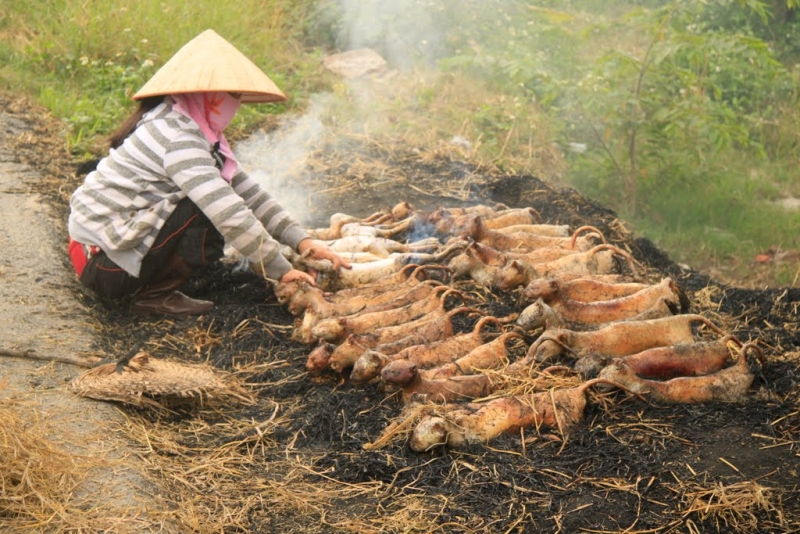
[275,203,763,451]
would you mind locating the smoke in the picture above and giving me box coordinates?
[235,94,332,226]
[335,0,446,69]
[234,0,470,227]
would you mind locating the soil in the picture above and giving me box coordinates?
[1,92,798,533]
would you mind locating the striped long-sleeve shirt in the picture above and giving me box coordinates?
[68,98,308,280]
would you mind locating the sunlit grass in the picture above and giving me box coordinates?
[2,0,322,155]
[627,159,800,286]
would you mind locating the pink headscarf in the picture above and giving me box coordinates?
[172,92,241,181]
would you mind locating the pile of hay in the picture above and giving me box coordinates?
[0,401,83,530]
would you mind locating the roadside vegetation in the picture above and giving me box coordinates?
[1,0,798,287]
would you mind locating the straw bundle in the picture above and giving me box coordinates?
[69,352,255,407]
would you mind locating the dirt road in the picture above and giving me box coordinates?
[0,98,166,531]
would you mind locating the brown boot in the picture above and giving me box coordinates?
[130,289,214,315]
[129,254,214,316]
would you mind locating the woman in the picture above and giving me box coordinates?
[68,29,348,315]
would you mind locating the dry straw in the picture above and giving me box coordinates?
[69,351,256,408]
[0,402,93,532]
[675,479,785,531]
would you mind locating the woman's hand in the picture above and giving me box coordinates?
[279,268,316,286]
[297,239,352,271]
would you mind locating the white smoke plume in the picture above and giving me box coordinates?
[235,94,331,226]
[335,0,445,69]
[235,0,456,226]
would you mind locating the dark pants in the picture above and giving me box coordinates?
[79,198,224,299]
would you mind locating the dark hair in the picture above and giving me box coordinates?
[109,96,165,149]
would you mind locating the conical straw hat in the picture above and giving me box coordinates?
[133,29,287,104]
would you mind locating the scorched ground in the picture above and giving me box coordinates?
[9,99,800,533]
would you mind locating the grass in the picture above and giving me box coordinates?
[668,136,799,285]
[1,0,798,287]
[580,144,800,286]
